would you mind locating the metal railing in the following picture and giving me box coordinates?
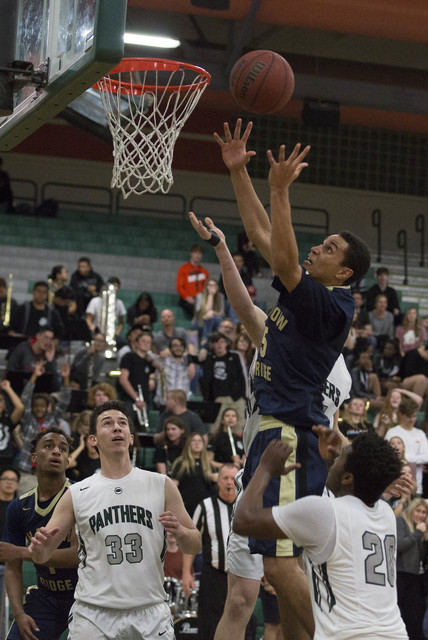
[415,214,425,267]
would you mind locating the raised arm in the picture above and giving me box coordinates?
[189,212,266,349]
[267,144,310,292]
[160,476,201,555]
[214,119,272,264]
[233,439,299,538]
[29,490,76,565]
[0,379,24,424]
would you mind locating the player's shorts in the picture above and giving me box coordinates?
[67,600,174,640]
[260,585,281,625]
[226,469,264,580]
[242,417,327,558]
[7,586,73,640]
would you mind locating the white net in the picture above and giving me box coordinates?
[97,60,210,198]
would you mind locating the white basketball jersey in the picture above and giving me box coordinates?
[307,496,407,639]
[69,468,167,609]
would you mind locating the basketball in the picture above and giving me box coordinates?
[229,50,295,115]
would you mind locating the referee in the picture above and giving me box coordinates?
[182,463,238,640]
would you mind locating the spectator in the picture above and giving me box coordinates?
[182,464,238,640]
[193,278,224,340]
[372,338,402,395]
[396,308,427,357]
[385,397,428,496]
[70,256,104,318]
[69,409,91,453]
[350,349,383,412]
[117,326,145,368]
[232,331,255,373]
[87,382,117,408]
[208,408,245,470]
[399,344,428,399]
[171,433,216,517]
[366,267,402,324]
[219,253,252,322]
[152,337,195,410]
[17,361,71,495]
[126,291,158,329]
[0,379,23,466]
[237,231,262,279]
[153,309,189,357]
[70,331,107,390]
[176,243,209,319]
[217,319,237,345]
[338,397,374,440]
[9,281,64,341]
[47,265,77,329]
[200,331,246,434]
[153,416,187,476]
[154,389,207,445]
[118,331,156,421]
[373,388,418,437]
[396,497,428,640]
[6,326,59,393]
[67,433,101,480]
[85,277,126,343]
[0,157,14,212]
[368,294,395,350]
[0,276,18,334]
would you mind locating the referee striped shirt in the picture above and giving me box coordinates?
[193,496,234,573]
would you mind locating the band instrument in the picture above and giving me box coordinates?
[227,426,237,457]
[2,273,13,327]
[99,283,117,359]
[133,384,150,432]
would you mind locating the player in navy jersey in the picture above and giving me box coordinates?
[213,120,371,640]
[4,427,78,640]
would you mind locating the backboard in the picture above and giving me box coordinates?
[0,0,126,151]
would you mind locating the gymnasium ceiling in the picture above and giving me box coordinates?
[122,0,428,119]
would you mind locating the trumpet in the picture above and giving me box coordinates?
[2,273,13,327]
[133,384,150,432]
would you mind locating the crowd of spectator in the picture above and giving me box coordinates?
[0,247,428,638]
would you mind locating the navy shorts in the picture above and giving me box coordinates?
[7,586,74,640]
[242,417,327,557]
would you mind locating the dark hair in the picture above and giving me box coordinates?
[339,231,371,285]
[108,277,121,288]
[345,432,401,505]
[32,393,50,410]
[0,278,6,288]
[78,257,91,265]
[89,400,131,435]
[376,267,389,276]
[30,426,72,454]
[190,243,204,254]
[169,337,186,349]
[33,281,49,291]
[210,331,229,344]
[398,397,419,418]
[0,465,20,481]
[162,416,188,445]
[49,265,64,280]
[36,325,54,336]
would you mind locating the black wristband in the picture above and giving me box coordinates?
[205,230,221,247]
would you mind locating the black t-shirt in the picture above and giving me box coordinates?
[172,459,213,517]
[209,431,244,463]
[0,414,17,462]
[120,352,155,401]
[11,303,64,339]
[339,420,374,441]
[153,443,183,468]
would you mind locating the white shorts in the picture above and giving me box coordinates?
[68,600,174,640]
[226,469,264,581]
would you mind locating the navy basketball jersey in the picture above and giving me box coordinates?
[254,272,355,427]
[3,481,77,596]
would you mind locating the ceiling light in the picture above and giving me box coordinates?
[124,33,181,49]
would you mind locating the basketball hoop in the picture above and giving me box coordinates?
[94,58,211,198]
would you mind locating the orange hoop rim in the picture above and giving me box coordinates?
[94,57,211,95]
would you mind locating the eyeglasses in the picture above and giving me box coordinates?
[0,477,18,483]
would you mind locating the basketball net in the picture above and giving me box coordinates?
[96,58,211,198]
